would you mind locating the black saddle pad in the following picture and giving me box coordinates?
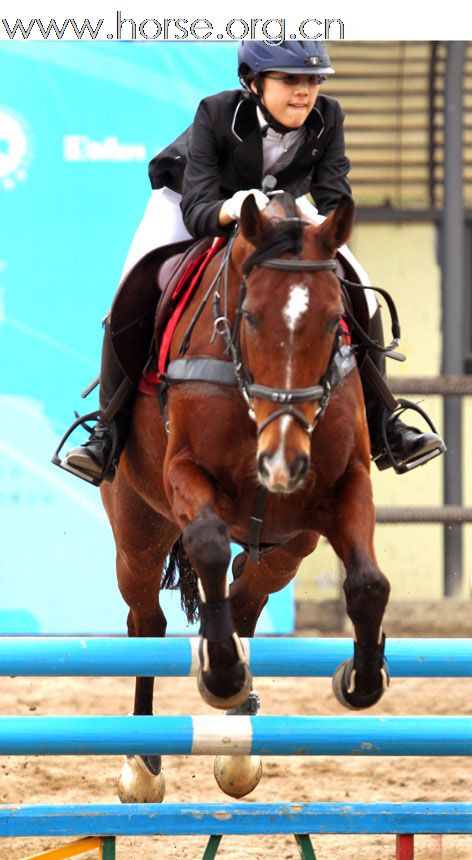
[108,239,196,384]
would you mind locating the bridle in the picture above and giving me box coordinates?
[161,218,402,563]
[166,218,401,443]
[212,250,356,438]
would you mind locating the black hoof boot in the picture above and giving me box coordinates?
[227,691,261,716]
[197,631,252,710]
[332,635,390,710]
[196,596,252,710]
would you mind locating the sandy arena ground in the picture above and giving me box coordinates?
[2,631,471,860]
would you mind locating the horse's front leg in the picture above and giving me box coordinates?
[166,454,252,709]
[326,461,391,709]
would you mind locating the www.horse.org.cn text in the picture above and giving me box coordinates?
[0,14,346,41]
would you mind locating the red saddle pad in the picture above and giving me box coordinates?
[139,237,226,394]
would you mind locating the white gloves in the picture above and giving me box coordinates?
[222,188,269,222]
[295,194,322,224]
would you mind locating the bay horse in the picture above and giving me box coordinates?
[100,192,390,802]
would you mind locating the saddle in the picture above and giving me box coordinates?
[108,238,209,384]
[111,241,373,389]
[154,237,213,352]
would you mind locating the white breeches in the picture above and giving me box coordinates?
[295,195,377,318]
[120,189,377,318]
[120,187,193,282]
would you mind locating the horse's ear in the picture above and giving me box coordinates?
[318,194,355,253]
[239,194,265,246]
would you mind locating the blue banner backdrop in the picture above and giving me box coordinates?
[0,43,293,634]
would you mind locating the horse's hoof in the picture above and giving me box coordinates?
[118,755,166,803]
[197,662,253,710]
[332,658,390,710]
[214,754,262,798]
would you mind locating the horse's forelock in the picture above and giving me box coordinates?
[242,194,305,276]
[267,191,299,220]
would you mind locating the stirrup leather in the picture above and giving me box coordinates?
[375,398,445,475]
[51,410,119,486]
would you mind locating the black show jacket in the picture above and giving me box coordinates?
[148,89,351,238]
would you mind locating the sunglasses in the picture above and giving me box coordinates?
[263,73,326,88]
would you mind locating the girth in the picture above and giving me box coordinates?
[160,256,357,564]
[158,225,404,561]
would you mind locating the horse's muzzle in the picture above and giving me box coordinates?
[257,451,309,493]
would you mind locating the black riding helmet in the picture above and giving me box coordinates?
[238,40,335,133]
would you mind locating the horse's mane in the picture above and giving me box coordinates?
[242,193,305,276]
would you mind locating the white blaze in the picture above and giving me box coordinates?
[283,284,309,389]
[271,414,291,474]
[258,285,311,491]
[283,284,309,333]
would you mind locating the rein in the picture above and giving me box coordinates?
[160,220,402,563]
[164,233,402,438]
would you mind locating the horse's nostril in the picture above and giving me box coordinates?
[290,454,309,483]
[258,454,270,479]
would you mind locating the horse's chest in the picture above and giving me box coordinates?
[223,481,331,548]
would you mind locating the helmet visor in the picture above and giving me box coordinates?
[264,65,334,75]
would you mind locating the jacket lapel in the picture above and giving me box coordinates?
[231,97,263,188]
[274,107,325,184]
[229,97,325,190]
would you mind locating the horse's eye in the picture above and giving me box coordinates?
[327,315,341,333]
[243,310,259,331]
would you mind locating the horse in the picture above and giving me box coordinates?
[100,191,391,803]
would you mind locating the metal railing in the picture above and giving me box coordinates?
[377,375,471,596]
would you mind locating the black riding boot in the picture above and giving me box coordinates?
[63,320,135,483]
[361,307,446,472]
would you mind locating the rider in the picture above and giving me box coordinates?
[63,39,445,482]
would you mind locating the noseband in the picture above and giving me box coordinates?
[159,221,401,564]
[164,223,401,442]
[215,254,356,438]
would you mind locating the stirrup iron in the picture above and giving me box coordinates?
[51,410,119,486]
[375,398,445,475]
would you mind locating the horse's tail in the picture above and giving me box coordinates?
[161,537,200,625]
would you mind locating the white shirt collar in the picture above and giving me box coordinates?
[256,106,269,135]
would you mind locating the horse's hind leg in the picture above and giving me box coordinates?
[103,479,178,802]
[214,537,317,799]
[326,463,391,709]
[118,603,167,803]
[211,551,264,799]
[228,536,318,635]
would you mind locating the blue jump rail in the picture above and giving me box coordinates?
[0,802,471,837]
[0,637,471,677]
[0,715,471,757]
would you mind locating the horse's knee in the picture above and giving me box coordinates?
[183,508,231,577]
[127,604,167,638]
[344,553,390,617]
[344,566,390,602]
